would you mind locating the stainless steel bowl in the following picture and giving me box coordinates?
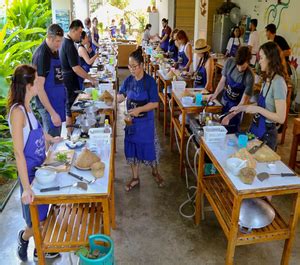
[239,198,275,233]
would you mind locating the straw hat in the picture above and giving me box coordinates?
[194,39,210,53]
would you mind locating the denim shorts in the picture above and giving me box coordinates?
[19,178,49,228]
[37,107,62,137]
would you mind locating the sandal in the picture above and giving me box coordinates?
[125,178,140,192]
[152,170,165,188]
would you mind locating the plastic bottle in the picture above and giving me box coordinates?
[104,119,111,134]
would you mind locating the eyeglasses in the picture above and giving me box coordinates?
[128,64,140,70]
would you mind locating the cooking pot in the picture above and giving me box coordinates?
[239,198,275,234]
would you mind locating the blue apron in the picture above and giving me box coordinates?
[178,44,189,70]
[228,38,240,57]
[168,41,178,62]
[250,75,277,149]
[194,59,207,88]
[160,27,169,52]
[78,44,92,90]
[92,31,99,51]
[21,108,48,226]
[110,26,117,38]
[44,56,66,128]
[222,65,246,132]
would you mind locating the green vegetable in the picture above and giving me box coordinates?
[55,152,68,162]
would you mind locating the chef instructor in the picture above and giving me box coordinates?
[59,19,96,128]
[33,24,65,137]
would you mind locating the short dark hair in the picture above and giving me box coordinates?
[235,46,252,65]
[250,19,258,28]
[84,17,91,27]
[145,24,152,30]
[92,17,98,23]
[265,23,276,34]
[162,18,168,24]
[47,24,64,37]
[130,47,144,64]
[69,19,84,30]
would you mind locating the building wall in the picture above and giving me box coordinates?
[175,0,195,41]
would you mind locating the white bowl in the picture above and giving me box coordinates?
[182,96,194,106]
[226,158,246,176]
[35,169,56,185]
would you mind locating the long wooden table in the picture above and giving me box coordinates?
[170,88,223,176]
[195,134,300,265]
[30,138,115,265]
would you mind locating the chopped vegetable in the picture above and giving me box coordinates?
[55,152,68,162]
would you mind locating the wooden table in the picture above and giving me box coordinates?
[149,62,159,80]
[170,88,223,176]
[157,70,172,135]
[195,134,300,265]
[30,138,115,265]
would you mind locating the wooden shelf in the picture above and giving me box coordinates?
[203,176,290,246]
[41,203,103,252]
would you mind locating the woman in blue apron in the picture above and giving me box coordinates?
[193,39,214,92]
[91,17,100,51]
[168,28,179,62]
[175,30,193,71]
[208,47,253,133]
[117,48,164,191]
[225,26,242,57]
[232,42,288,150]
[78,31,99,89]
[8,65,62,262]
[159,18,171,52]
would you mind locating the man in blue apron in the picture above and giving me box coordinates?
[208,47,254,133]
[159,18,171,52]
[60,20,97,129]
[33,24,66,137]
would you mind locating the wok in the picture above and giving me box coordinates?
[239,198,275,234]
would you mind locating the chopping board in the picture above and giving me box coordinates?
[43,149,75,172]
[247,140,281,162]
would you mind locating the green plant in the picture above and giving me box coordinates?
[0,24,45,97]
[6,0,52,29]
[0,138,17,180]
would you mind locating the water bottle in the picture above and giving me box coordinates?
[104,119,111,134]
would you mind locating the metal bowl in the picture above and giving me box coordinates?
[239,198,275,233]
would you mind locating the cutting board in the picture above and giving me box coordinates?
[247,140,281,162]
[43,149,75,172]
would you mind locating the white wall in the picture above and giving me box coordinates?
[234,0,300,75]
[73,0,89,23]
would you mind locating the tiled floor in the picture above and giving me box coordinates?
[0,69,299,265]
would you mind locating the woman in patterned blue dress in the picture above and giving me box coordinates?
[117,48,164,191]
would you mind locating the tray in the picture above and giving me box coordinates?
[43,150,75,172]
[247,140,281,162]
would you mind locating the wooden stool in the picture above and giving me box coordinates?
[289,118,300,169]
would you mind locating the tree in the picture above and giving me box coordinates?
[109,0,130,10]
